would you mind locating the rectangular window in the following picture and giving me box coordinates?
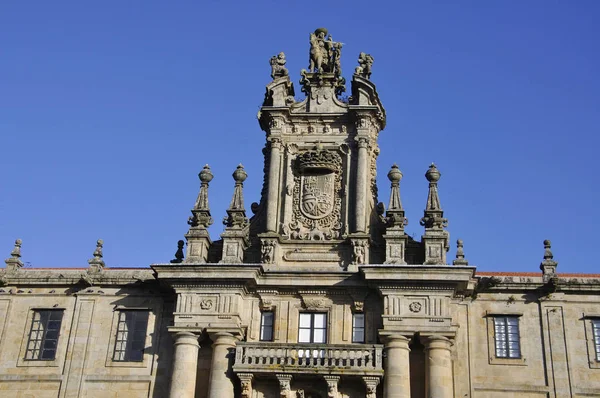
[352,313,365,343]
[494,316,521,358]
[592,319,600,361]
[298,313,327,343]
[113,310,149,362]
[260,311,274,341]
[25,309,64,361]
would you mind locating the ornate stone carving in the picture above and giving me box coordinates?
[238,373,254,398]
[308,28,342,76]
[354,52,374,79]
[200,299,213,310]
[409,302,422,313]
[270,52,289,79]
[324,375,340,398]
[288,146,342,240]
[351,240,367,265]
[261,239,276,264]
[362,376,380,398]
[276,374,292,398]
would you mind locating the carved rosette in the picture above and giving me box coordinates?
[289,148,343,240]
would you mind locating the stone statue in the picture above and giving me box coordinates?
[352,240,366,264]
[270,52,289,79]
[261,240,275,264]
[170,240,185,264]
[354,52,374,79]
[308,28,342,75]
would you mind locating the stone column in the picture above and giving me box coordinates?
[424,335,454,398]
[355,137,369,233]
[383,334,411,398]
[266,138,282,232]
[207,332,238,398]
[169,332,200,398]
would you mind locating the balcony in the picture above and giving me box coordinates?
[233,342,384,377]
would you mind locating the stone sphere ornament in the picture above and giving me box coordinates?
[233,164,248,183]
[199,164,213,183]
[425,163,441,183]
[387,164,403,184]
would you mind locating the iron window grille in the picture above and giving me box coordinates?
[592,319,600,361]
[298,313,327,344]
[25,309,64,361]
[494,316,521,358]
[260,311,274,341]
[352,313,365,343]
[113,310,149,362]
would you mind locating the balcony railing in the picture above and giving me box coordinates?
[233,342,384,376]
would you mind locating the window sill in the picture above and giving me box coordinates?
[489,356,527,366]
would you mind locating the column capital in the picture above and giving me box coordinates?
[208,331,239,347]
[171,331,201,348]
[424,334,453,351]
[381,333,411,348]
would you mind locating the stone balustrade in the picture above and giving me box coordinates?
[233,342,383,376]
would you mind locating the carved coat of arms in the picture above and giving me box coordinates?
[300,175,335,219]
[287,148,342,240]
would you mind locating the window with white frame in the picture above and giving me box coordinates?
[25,309,64,360]
[113,310,149,362]
[352,313,365,343]
[298,313,327,343]
[260,311,274,341]
[592,319,600,361]
[494,316,521,358]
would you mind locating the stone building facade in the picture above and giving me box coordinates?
[1,29,600,398]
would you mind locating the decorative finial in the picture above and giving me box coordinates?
[420,163,450,265]
[354,52,374,79]
[188,165,214,228]
[170,240,185,264]
[270,52,289,80]
[384,164,407,229]
[5,239,24,271]
[223,164,249,228]
[453,239,469,265]
[540,239,558,282]
[420,163,447,228]
[10,239,22,259]
[88,239,105,270]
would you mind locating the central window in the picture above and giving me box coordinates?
[493,316,521,358]
[298,313,327,343]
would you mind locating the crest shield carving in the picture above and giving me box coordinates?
[300,174,335,219]
[287,147,343,240]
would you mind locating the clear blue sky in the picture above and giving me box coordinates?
[1,1,598,272]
